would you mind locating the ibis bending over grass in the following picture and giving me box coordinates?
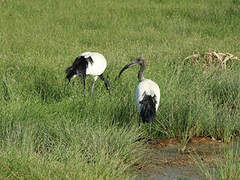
[118,56,160,135]
[65,52,110,95]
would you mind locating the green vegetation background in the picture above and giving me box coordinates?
[0,0,239,179]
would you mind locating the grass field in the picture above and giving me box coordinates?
[0,0,240,179]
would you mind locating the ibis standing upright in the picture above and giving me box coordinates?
[118,56,160,135]
[65,52,110,95]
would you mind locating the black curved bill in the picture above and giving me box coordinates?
[118,60,137,78]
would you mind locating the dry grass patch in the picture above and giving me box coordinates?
[185,50,240,69]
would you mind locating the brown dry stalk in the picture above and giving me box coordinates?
[184,51,239,69]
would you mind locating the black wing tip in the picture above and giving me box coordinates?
[140,94,157,124]
[140,94,157,104]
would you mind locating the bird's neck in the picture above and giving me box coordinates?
[138,65,145,82]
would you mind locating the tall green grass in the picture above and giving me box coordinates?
[196,141,240,180]
[0,0,240,178]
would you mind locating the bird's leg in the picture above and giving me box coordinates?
[82,75,86,96]
[138,116,141,127]
[91,76,98,95]
[99,74,111,93]
[148,122,152,137]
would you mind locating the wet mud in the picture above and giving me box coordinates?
[134,137,237,180]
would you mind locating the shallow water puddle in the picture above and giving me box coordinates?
[134,137,237,180]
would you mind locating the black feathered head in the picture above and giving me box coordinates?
[65,66,75,82]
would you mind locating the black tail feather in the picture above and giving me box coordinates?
[140,94,157,124]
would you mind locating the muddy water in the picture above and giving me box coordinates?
[134,137,238,180]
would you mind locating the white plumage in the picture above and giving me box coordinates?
[81,52,107,76]
[65,52,110,95]
[136,79,160,113]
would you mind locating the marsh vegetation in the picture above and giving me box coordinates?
[0,0,240,179]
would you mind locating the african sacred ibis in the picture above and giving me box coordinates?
[118,56,160,135]
[65,52,110,95]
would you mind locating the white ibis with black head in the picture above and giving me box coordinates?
[118,56,160,135]
[65,52,110,95]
